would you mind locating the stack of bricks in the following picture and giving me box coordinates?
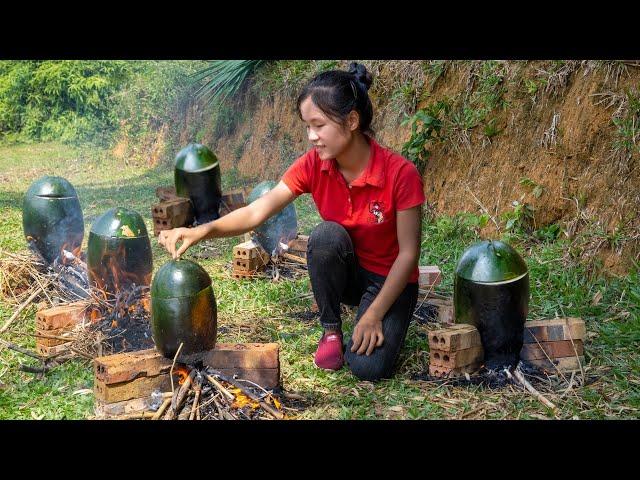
[35,302,92,357]
[151,197,194,237]
[520,317,586,372]
[231,239,270,280]
[428,324,484,378]
[94,343,280,417]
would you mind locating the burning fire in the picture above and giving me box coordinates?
[173,365,190,385]
[60,243,82,267]
[230,387,260,410]
[89,242,150,294]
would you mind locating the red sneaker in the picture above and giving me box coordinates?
[314,331,344,371]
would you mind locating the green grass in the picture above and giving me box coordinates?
[0,142,638,420]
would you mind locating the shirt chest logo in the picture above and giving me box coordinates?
[369,200,386,224]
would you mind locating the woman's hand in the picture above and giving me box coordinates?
[350,309,384,356]
[157,227,202,259]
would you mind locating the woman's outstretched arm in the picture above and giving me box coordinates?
[158,181,296,259]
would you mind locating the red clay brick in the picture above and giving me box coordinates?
[430,345,484,368]
[151,198,193,219]
[202,343,279,370]
[36,303,88,331]
[520,340,584,360]
[419,266,442,290]
[524,318,586,343]
[233,240,269,263]
[94,374,172,404]
[428,324,481,352]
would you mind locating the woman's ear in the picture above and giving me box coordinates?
[347,110,360,132]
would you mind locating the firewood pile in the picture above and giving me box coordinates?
[0,247,90,334]
[0,245,156,373]
[78,284,154,357]
[139,366,293,421]
[93,343,304,420]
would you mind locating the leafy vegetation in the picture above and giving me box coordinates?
[192,61,266,106]
[0,61,205,150]
[401,100,450,174]
[0,61,132,144]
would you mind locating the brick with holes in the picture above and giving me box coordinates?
[233,256,267,273]
[152,211,194,236]
[94,375,173,404]
[428,324,482,352]
[200,343,279,370]
[430,345,484,369]
[151,197,193,220]
[287,234,309,258]
[94,348,173,385]
[37,342,72,357]
[233,240,270,263]
[35,327,76,347]
[423,297,455,325]
[231,269,259,280]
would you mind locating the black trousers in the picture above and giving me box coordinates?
[306,221,419,381]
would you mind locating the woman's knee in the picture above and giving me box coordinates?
[308,221,350,252]
[345,352,395,382]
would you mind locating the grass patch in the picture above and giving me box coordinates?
[0,142,638,419]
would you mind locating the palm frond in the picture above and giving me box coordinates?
[191,60,266,106]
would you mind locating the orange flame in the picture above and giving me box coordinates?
[173,365,190,385]
[230,387,260,410]
[90,309,101,323]
[89,242,151,295]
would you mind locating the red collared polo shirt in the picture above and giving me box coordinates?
[282,138,425,283]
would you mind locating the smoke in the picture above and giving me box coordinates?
[25,195,84,265]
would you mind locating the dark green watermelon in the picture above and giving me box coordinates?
[150,259,217,358]
[454,240,529,368]
[248,180,298,255]
[22,176,84,264]
[87,207,152,293]
[174,143,221,224]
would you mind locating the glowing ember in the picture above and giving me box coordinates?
[90,309,101,323]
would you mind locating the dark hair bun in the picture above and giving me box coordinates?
[348,62,373,91]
